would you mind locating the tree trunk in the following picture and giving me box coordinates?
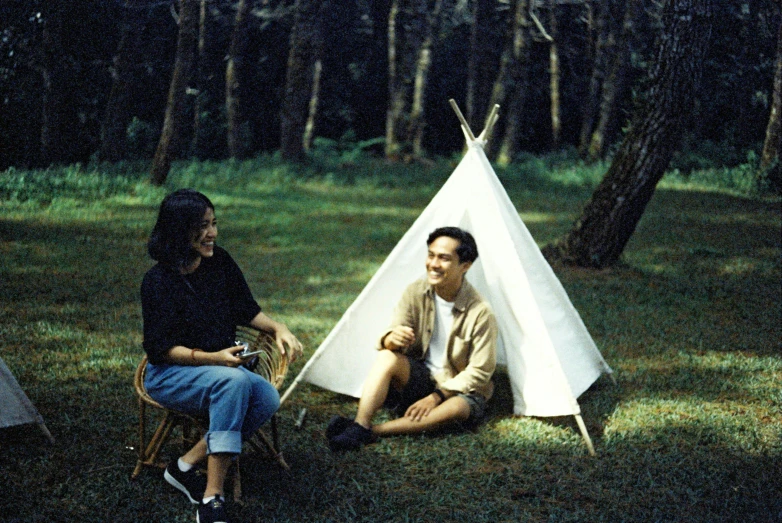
[190,0,207,157]
[495,0,530,165]
[385,0,454,162]
[485,0,527,161]
[587,0,634,161]
[465,0,499,126]
[40,3,66,166]
[100,0,146,162]
[546,0,713,269]
[760,18,781,191]
[385,0,405,159]
[303,59,322,152]
[226,0,252,159]
[549,1,561,149]
[409,0,444,158]
[577,0,614,159]
[280,0,326,162]
[150,0,198,186]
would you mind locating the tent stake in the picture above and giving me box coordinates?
[574,414,596,456]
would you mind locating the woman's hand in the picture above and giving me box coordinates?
[274,324,303,362]
[198,345,247,367]
[249,311,304,362]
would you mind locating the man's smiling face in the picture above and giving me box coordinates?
[426,235,471,300]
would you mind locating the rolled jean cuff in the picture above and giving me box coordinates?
[205,430,242,455]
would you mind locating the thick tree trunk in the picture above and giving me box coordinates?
[760,18,782,191]
[150,0,198,186]
[280,0,326,162]
[226,0,252,159]
[100,1,145,162]
[546,0,713,269]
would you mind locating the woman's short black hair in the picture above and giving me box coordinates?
[426,226,478,263]
[147,189,214,269]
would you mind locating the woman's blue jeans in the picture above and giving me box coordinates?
[145,362,280,455]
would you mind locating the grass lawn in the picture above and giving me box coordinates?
[0,156,780,522]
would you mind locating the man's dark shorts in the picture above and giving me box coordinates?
[383,357,488,427]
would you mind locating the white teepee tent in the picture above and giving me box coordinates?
[282,103,612,453]
[0,356,55,443]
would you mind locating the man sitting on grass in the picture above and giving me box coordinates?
[327,226,498,451]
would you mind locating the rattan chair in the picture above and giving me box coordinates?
[131,327,290,494]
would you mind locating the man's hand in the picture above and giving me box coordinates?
[383,325,415,350]
[404,394,440,422]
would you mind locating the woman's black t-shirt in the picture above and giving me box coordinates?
[141,246,262,364]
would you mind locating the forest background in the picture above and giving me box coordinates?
[1,0,779,177]
[1,2,781,521]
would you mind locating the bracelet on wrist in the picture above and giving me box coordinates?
[433,389,446,403]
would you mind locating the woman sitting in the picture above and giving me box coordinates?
[140,189,302,523]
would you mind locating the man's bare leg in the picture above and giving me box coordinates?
[373,396,471,436]
[354,350,411,429]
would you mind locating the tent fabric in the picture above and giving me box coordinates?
[0,356,53,441]
[285,140,612,417]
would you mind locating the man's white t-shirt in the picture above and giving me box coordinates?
[425,293,455,375]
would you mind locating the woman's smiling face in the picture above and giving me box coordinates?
[191,207,217,260]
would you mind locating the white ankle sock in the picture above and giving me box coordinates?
[178,457,194,472]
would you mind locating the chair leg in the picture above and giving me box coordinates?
[144,412,178,467]
[132,399,148,479]
[248,415,289,471]
[132,408,179,479]
[232,458,243,503]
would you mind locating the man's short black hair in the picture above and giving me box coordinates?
[148,188,214,270]
[426,226,478,263]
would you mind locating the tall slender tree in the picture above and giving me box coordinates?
[548,0,561,148]
[545,0,714,269]
[408,0,445,158]
[225,0,252,159]
[150,0,199,185]
[760,17,781,191]
[385,0,428,160]
[190,0,208,156]
[465,0,497,126]
[280,0,328,162]
[39,1,67,166]
[586,0,636,161]
[486,0,530,163]
[100,1,147,162]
